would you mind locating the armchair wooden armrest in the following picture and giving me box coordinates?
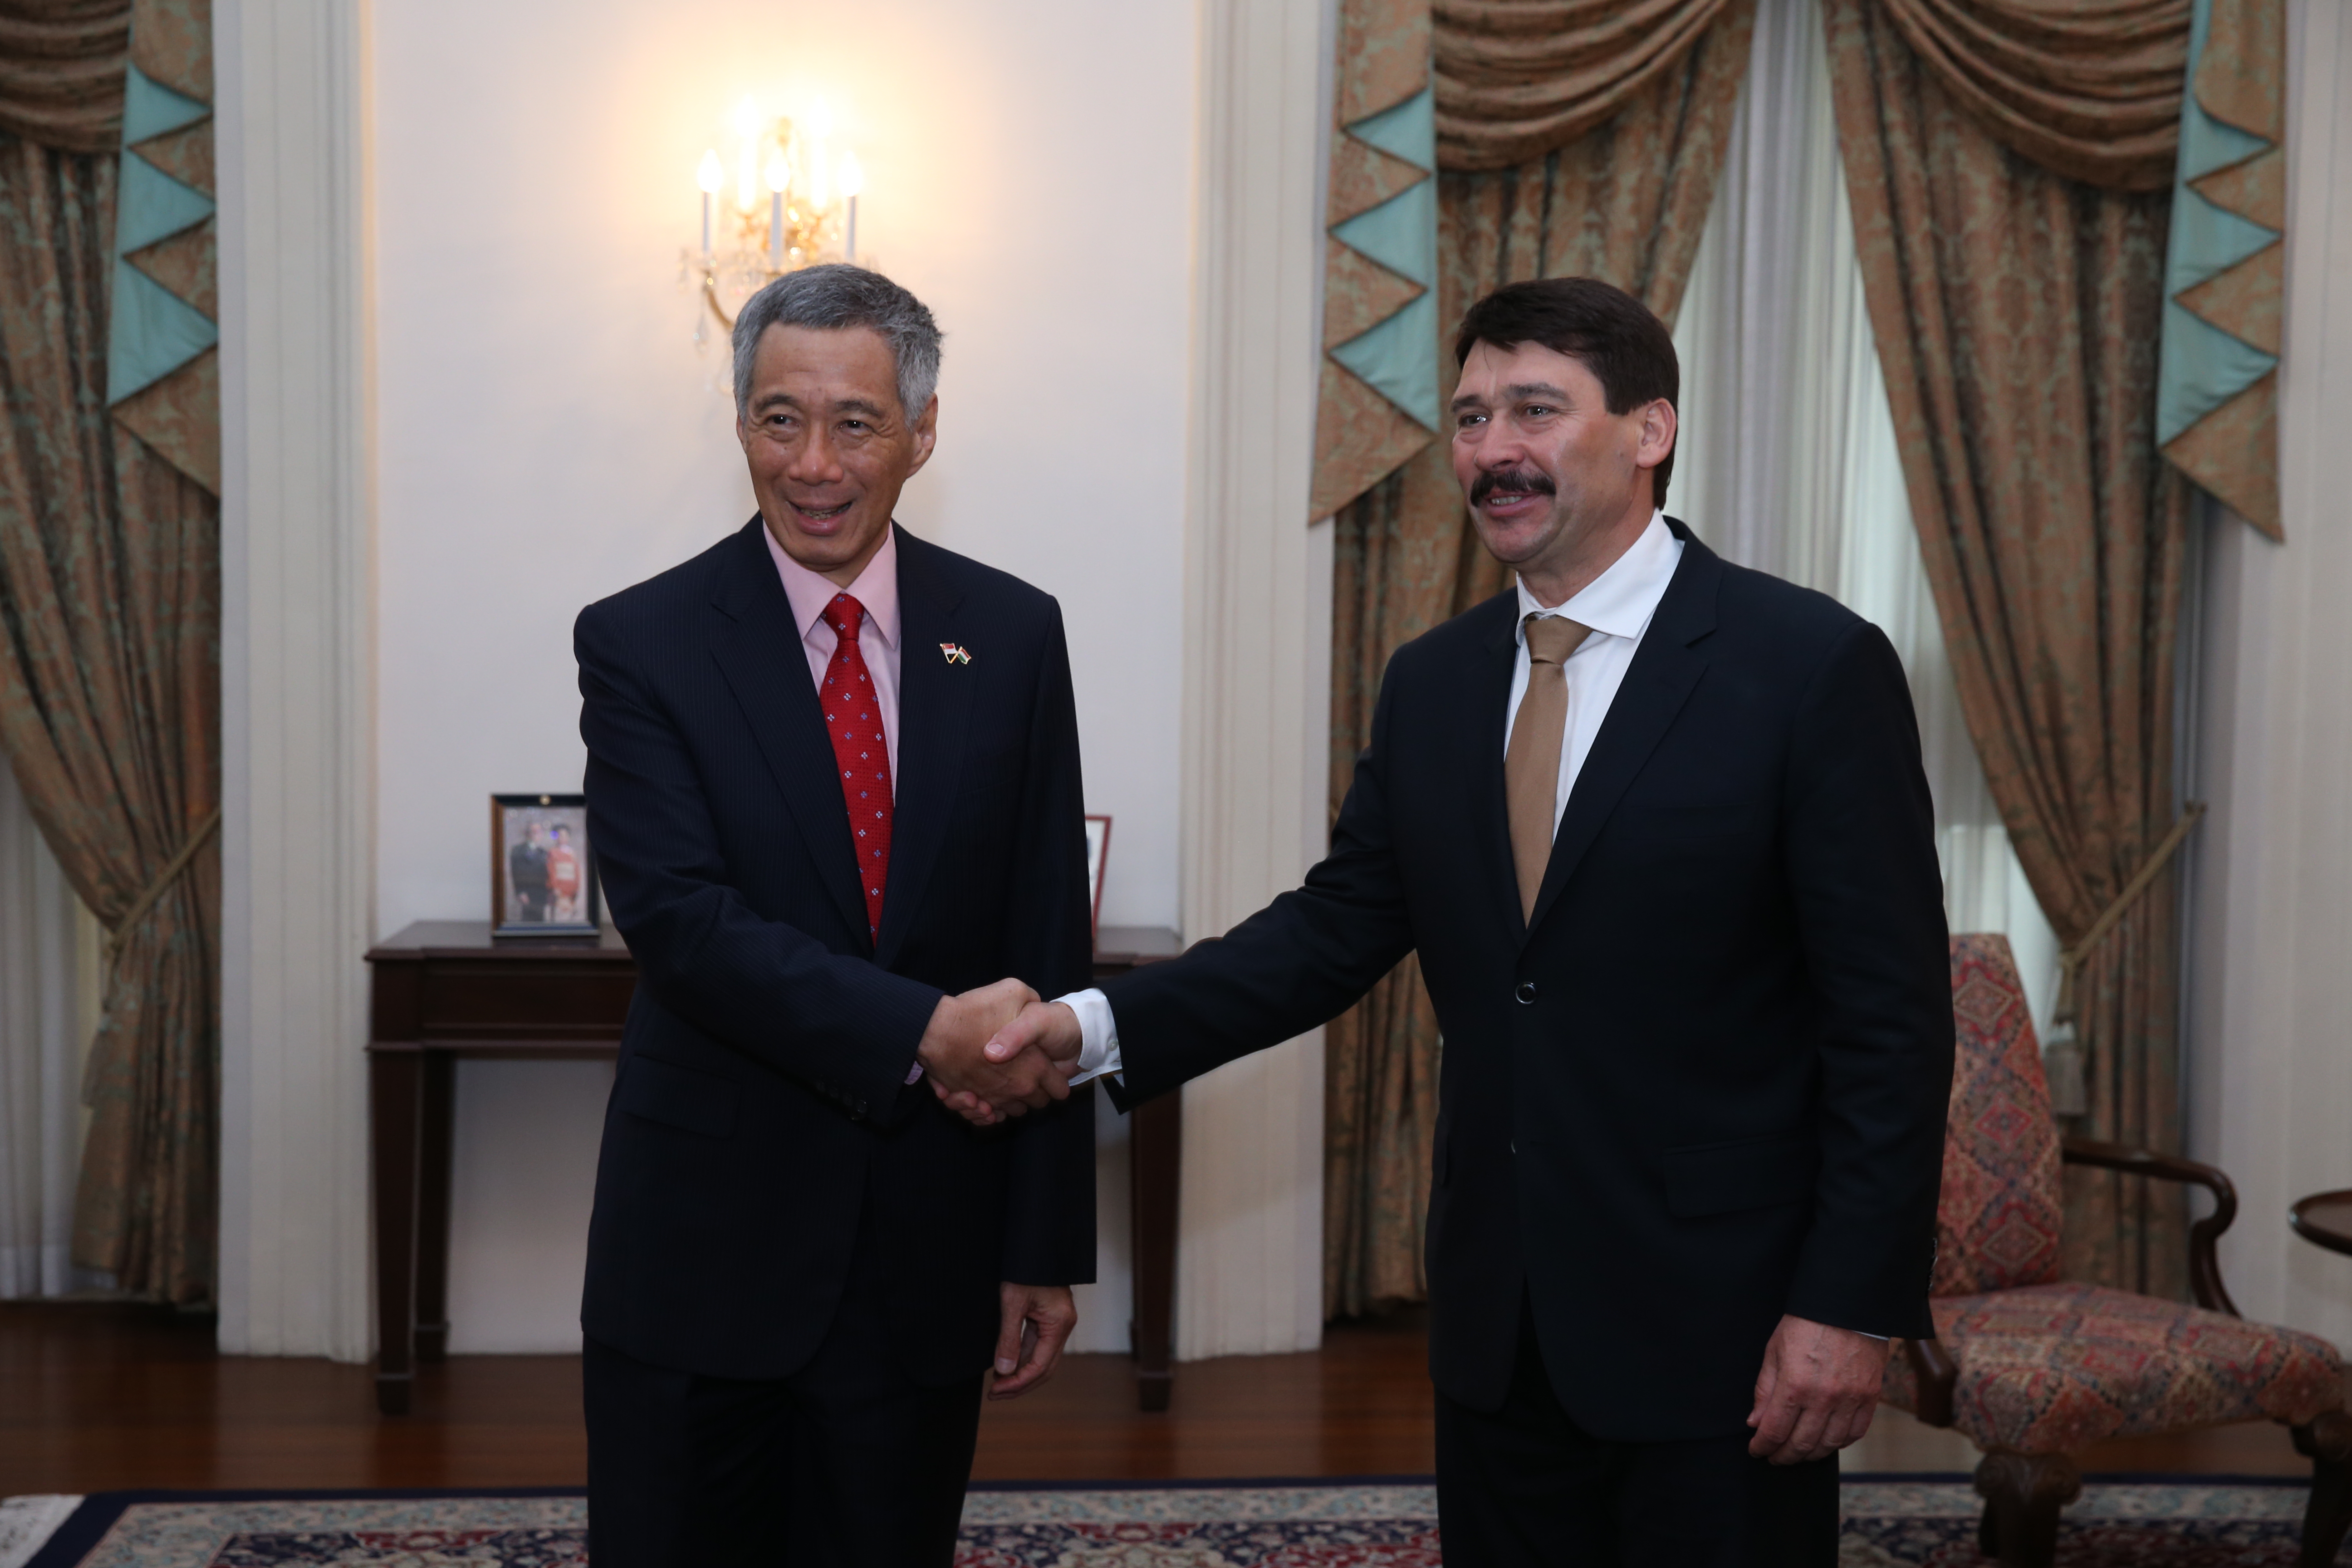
[1904,1334,1958,1427]
[2061,1135,2240,1316]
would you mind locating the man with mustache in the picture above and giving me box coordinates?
[976,277,1953,1565]
[574,265,1093,1566]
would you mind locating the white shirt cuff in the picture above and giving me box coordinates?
[1055,988,1122,1086]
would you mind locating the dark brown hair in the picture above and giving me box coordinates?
[1453,276,1680,509]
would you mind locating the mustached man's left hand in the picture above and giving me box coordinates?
[1745,1314,1889,1464]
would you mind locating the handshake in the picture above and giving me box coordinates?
[915,978,1087,1127]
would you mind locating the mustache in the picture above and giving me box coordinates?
[1470,468,1557,506]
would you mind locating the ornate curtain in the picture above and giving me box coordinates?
[1823,0,2202,1297]
[0,0,220,1303]
[1869,0,2191,190]
[1318,0,1754,1317]
[2156,0,2284,531]
[1848,0,2283,532]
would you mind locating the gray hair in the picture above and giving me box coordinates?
[731,264,943,419]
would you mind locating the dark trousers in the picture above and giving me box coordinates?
[583,1219,985,1567]
[1435,1298,1839,1567]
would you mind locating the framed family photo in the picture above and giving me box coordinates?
[491,793,602,935]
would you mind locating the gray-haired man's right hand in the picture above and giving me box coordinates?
[916,979,1068,1117]
[933,998,1085,1127]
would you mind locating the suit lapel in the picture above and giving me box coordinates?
[1523,530,1723,938]
[873,530,972,970]
[1466,596,1529,936]
[706,519,872,946]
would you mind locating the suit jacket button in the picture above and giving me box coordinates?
[1515,981,1538,1004]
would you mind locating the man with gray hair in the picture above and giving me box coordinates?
[574,265,1096,1565]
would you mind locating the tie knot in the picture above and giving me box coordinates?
[1525,614,1590,666]
[823,594,867,640]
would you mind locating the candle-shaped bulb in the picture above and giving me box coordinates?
[765,152,791,194]
[696,149,724,194]
[838,150,864,200]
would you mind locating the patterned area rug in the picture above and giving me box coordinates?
[3,1478,2341,1566]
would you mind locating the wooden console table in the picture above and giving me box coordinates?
[367,920,1183,1416]
[1093,926,1183,1411]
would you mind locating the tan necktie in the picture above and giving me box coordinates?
[1506,613,1591,921]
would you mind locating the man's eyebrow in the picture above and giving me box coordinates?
[1450,381,1575,414]
[749,392,892,421]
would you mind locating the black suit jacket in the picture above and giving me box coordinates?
[575,519,1095,1386]
[1103,522,1952,1441]
[508,841,549,906]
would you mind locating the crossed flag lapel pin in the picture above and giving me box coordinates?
[940,642,972,665]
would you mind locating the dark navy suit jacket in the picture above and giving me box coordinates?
[1103,522,1953,1441]
[575,519,1095,1386]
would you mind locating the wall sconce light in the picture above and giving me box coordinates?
[683,96,864,349]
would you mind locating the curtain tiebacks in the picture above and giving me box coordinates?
[107,807,223,960]
[2042,802,2206,1117]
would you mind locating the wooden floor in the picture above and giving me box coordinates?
[0,1300,2315,1497]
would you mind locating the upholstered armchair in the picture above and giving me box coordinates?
[1880,934,2352,1568]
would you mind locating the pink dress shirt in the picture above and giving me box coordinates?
[764,520,903,777]
[765,520,924,1083]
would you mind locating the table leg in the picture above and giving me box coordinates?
[414,1052,456,1362]
[370,1047,422,1416]
[1129,1089,1181,1412]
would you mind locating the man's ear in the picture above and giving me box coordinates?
[906,395,940,476]
[1637,398,1677,471]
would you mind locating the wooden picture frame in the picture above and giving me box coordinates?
[1084,813,1112,941]
[490,793,602,935]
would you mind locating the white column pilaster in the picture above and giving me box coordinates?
[2185,0,2352,1351]
[1174,0,1333,1359]
[214,0,377,1360]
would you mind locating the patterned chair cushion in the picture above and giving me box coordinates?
[1882,1281,2346,1454]
[1934,935,2063,1296]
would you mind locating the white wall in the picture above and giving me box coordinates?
[2185,0,2352,1352]
[371,0,1198,1352]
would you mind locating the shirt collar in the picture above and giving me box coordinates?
[1515,510,1681,646]
[765,519,902,651]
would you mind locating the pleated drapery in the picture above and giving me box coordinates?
[1872,0,2190,191]
[1321,0,1753,1318]
[0,0,220,1306]
[1434,0,1740,170]
[0,0,130,155]
[1824,0,2190,1298]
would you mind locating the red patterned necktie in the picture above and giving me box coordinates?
[819,593,893,941]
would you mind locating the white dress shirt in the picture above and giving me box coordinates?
[1061,512,1684,1086]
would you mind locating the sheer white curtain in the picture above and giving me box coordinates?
[0,759,103,1298]
[1668,0,2061,1029]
